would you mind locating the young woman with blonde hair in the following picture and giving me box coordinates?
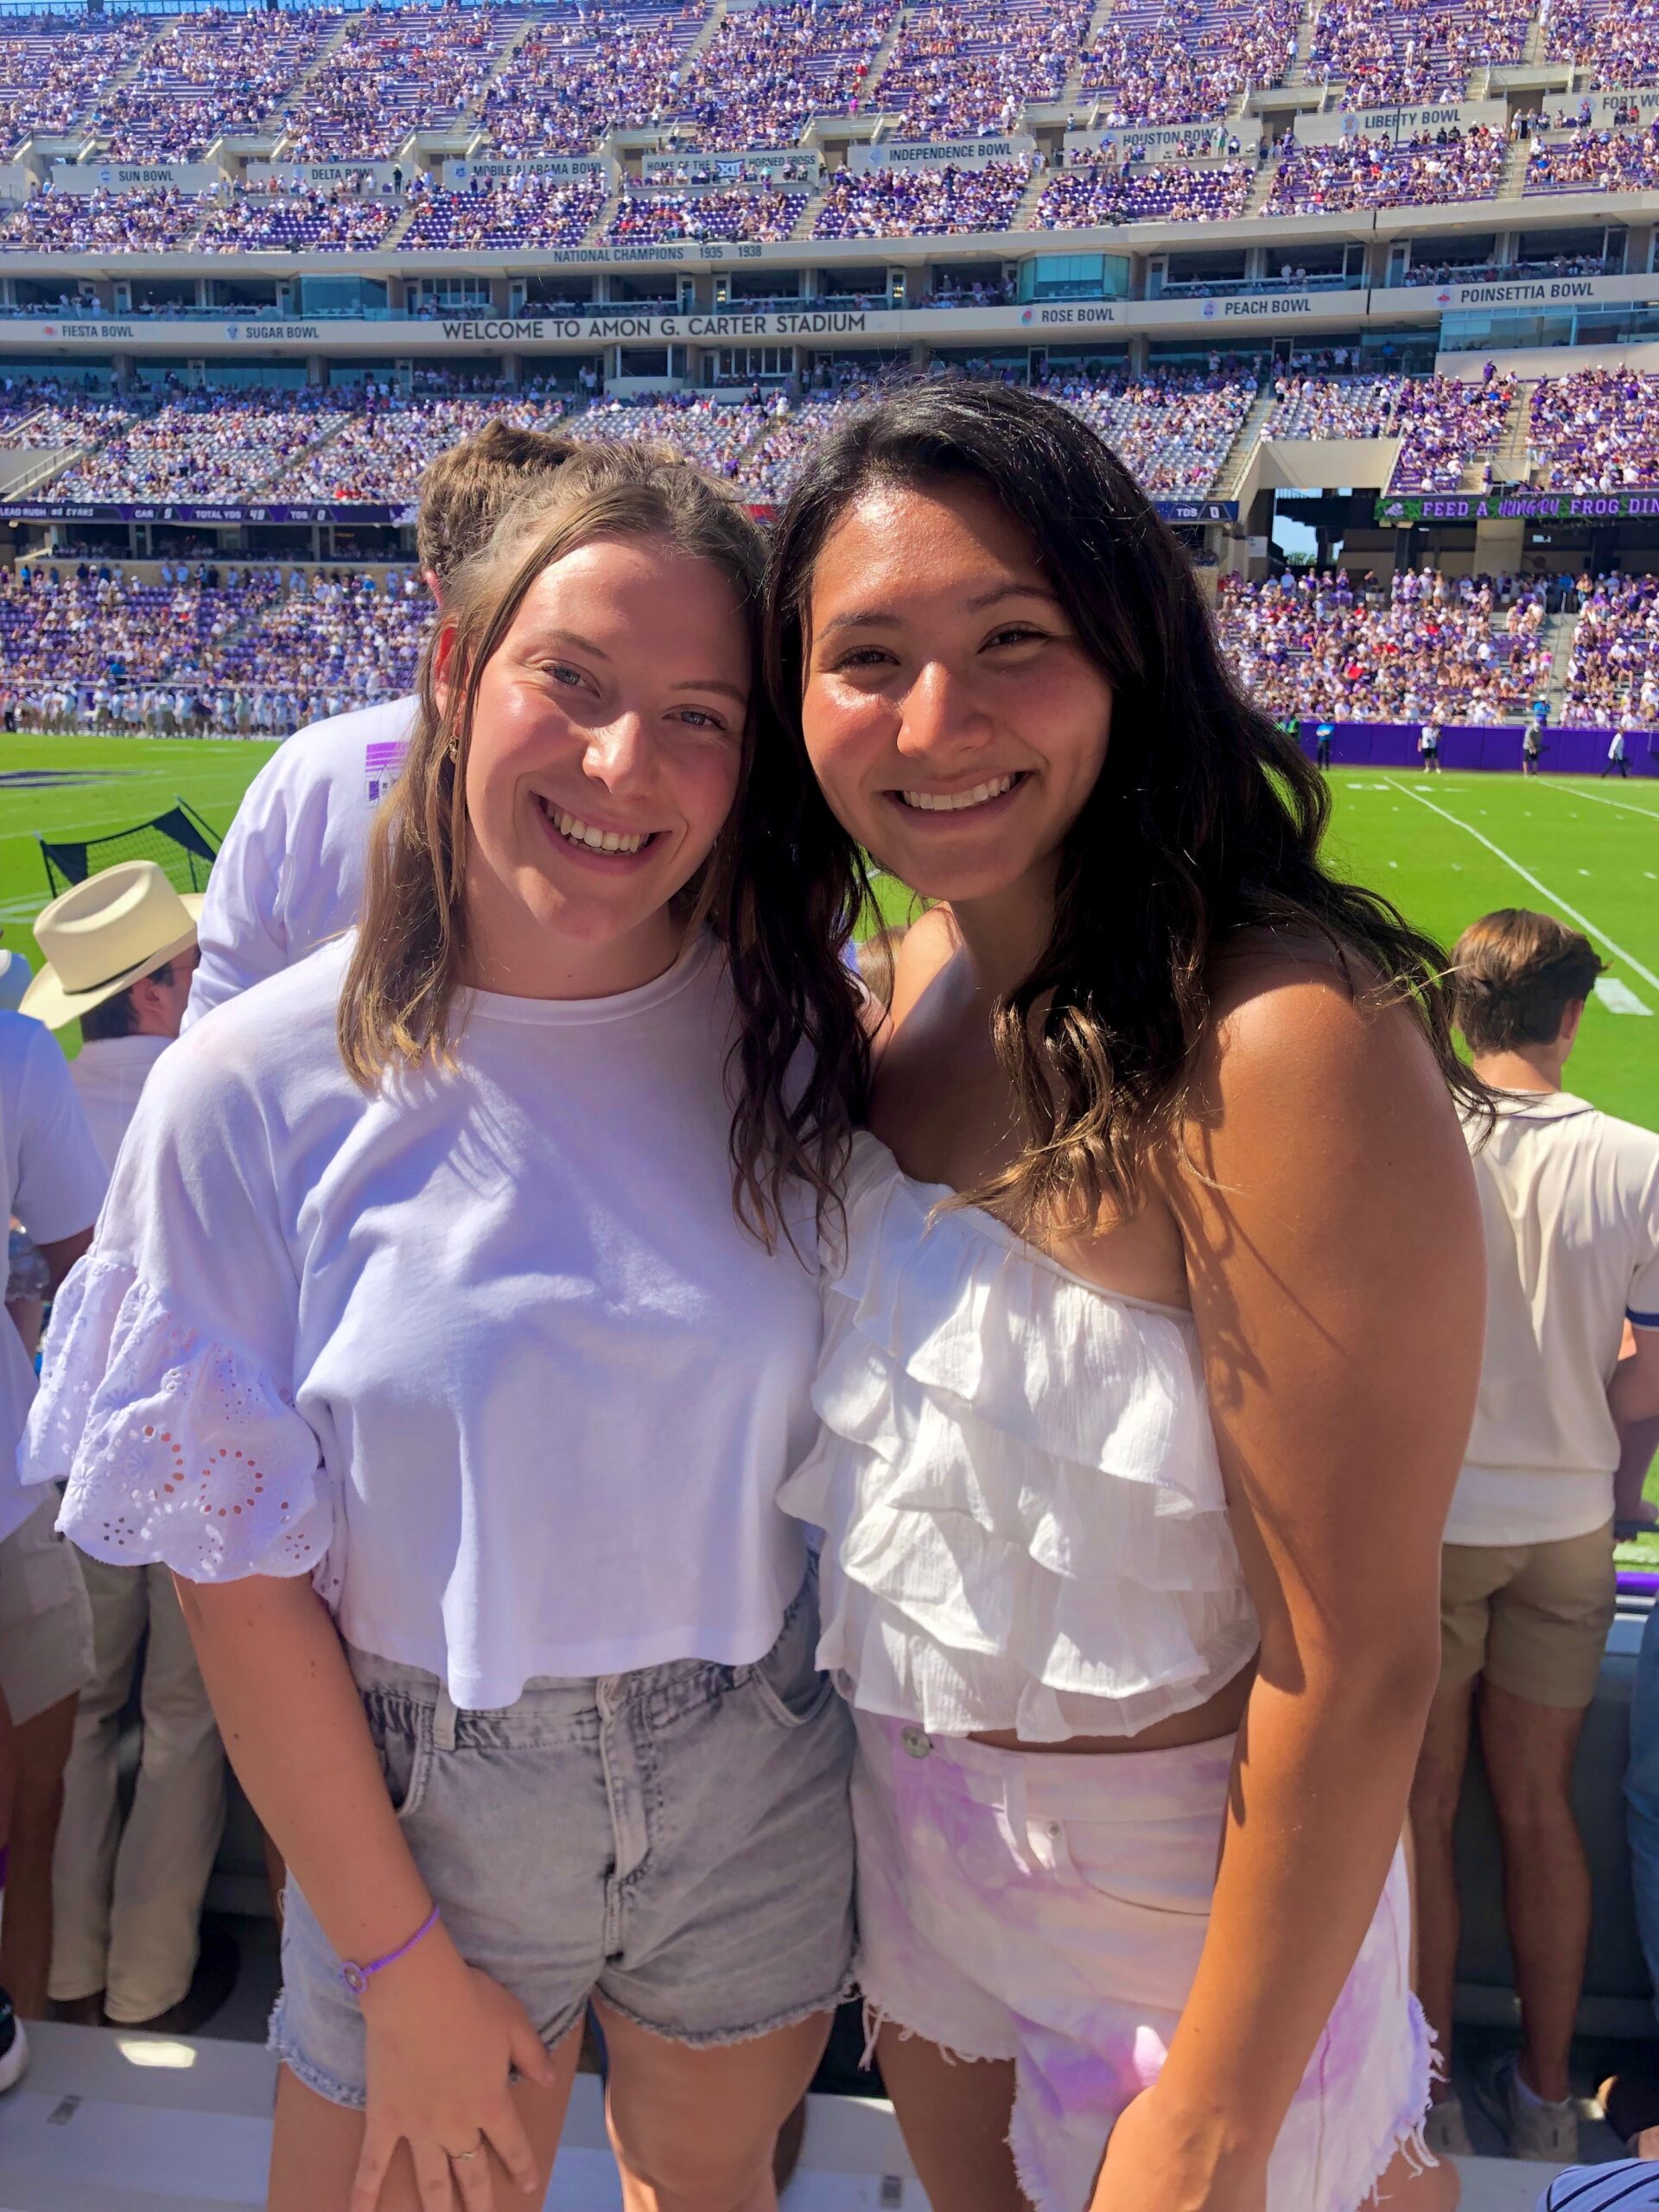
[25,444,863,2212]
[734,381,1487,2212]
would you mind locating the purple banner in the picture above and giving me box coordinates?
[1299,721,1659,775]
[0,499,414,526]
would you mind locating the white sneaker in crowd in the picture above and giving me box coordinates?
[1473,2052,1580,2162]
[1422,2093,1473,2158]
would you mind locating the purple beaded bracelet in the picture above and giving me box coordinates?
[339,1905,441,1997]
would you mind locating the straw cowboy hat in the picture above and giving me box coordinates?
[22,861,202,1032]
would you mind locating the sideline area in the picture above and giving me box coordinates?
[0,2021,1560,2212]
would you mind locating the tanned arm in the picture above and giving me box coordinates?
[1091,961,1484,2211]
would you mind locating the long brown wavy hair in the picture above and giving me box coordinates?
[736,379,1484,1237]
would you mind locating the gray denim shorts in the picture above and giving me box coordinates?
[270,1573,855,2108]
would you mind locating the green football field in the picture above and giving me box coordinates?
[0,735,280,940]
[1,741,1652,1122]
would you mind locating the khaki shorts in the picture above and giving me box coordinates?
[1439,1522,1617,1710]
[0,1495,93,1726]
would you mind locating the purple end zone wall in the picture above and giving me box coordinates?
[1296,723,1659,773]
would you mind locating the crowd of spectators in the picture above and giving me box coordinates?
[1529,369,1659,492]
[281,391,570,503]
[193,184,404,254]
[1256,366,1516,494]
[24,0,1657,175]
[1217,565,1554,725]
[0,15,153,156]
[1304,0,1534,111]
[0,557,1573,739]
[921,273,1015,306]
[0,391,129,453]
[1542,0,1659,90]
[0,363,1590,518]
[401,176,605,250]
[606,182,805,242]
[0,561,435,733]
[0,369,1293,514]
[88,11,338,162]
[0,187,208,256]
[1079,0,1298,128]
[814,158,1033,237]
[0,563,283,701]
[566,391,776,478]
[49,391,349,505]
[728,359,1257,499]
[210,565,429,709]
[1560,572,1659,726]
[281,6,524,160]
[480,5,709,156]
[1398,251,1614,285]
[1037,362,1257,493]
[1035,156,1255,227]
[873,0,1089,140]
[1388,371,1517,493]
[1262,370,1411,442]
[734,390,867,497]
[1268,126,1505,213]
[1523,126,1659,194]
[671,0,890,149]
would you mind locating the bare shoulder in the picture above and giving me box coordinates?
[1204,922,1370,1020]
[887,903,963,1034]
[1188,926,1456,1163]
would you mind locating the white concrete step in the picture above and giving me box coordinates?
[0,2021,1583,2212]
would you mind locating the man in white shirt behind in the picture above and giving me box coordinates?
[185,421,578,1028]
[1411,909,1659,2164]
[0,1007,105,2067]
[18,862,230,2035]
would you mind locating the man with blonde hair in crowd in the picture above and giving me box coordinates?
[185,420,578,1026]
[1413,910,1659,2163]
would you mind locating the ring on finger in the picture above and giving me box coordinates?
[447,2145,483,2164]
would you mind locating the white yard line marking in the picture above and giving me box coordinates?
[1394,782,1659,995]
[1596,978,1652,1015]
[1535,780,1659,821]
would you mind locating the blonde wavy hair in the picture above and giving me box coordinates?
[339,442,766,1094]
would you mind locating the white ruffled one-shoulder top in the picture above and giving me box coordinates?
[778,1132,1261,1744]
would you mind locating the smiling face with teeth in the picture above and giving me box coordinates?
[442,533,752,1001]
[799,477,1114,914]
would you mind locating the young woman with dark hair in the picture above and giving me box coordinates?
[736,381,1485,2212]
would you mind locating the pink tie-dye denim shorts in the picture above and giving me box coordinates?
[852,1713,1434,2212]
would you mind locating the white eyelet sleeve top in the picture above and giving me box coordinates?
[778,1133,1261,1744]
[23,933,825,1711]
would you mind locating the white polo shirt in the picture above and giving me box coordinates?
[184,695,416,1030]
[70,1033,171,1173]
[1447,1090,1659,1546]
